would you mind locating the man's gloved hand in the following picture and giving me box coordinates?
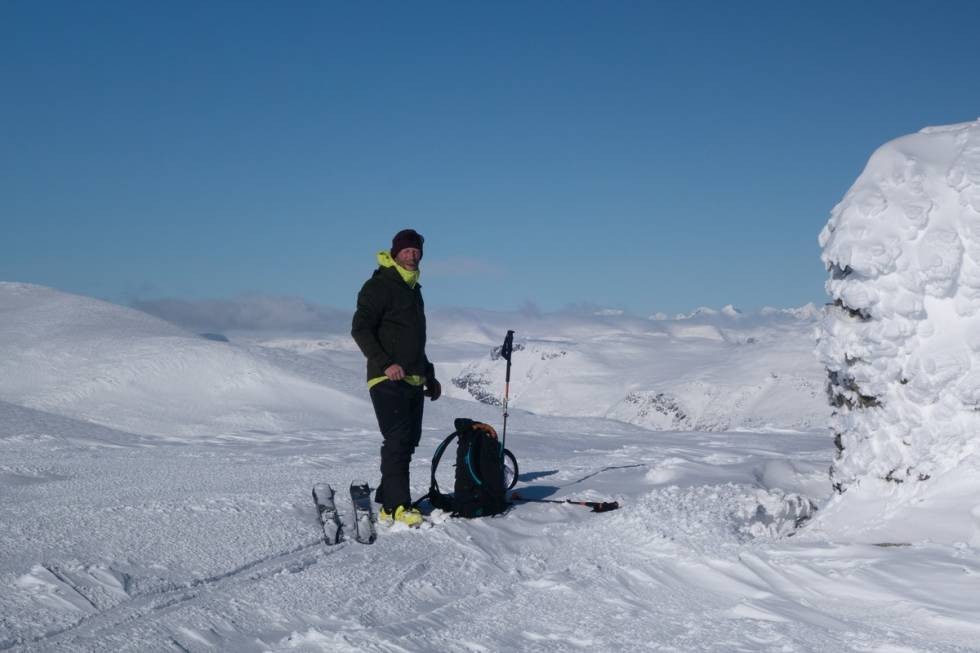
[424,378,441,401]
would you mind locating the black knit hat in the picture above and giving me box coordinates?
[391,229,425,258]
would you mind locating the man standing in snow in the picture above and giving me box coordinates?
[351,228,441,528]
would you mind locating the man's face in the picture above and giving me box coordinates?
[395,247,421,271]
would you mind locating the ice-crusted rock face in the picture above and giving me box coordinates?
[817,119,980,492]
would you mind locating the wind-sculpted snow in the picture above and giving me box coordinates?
[817,120,980,496]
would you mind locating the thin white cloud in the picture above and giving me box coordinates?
[132,295,351,334]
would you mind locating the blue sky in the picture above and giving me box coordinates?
[3,1,980,315]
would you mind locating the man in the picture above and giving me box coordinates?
[351,228,441,527]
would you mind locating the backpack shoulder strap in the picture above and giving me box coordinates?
[421,430,459,511]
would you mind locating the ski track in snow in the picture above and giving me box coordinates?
[3,405,979,652]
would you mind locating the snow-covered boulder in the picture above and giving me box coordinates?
[817,119,980,493]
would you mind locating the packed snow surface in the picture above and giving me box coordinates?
[2,283,980,651]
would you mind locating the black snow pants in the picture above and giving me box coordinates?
[369,380,424,511]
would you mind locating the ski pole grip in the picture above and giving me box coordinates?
[501,330,514,383]
[501,330,514,360]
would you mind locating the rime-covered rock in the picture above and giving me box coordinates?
[817,119,980,492]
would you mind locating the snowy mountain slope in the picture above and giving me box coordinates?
[3,284,980,651]
[439,307,827,432]
[139,294,829,433]
[0,283,373,438]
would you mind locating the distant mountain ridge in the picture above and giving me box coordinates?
[1,283,828,436]
[441,311,826,433]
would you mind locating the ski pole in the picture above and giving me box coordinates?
[499,330,514,462]
[510,491,620,513]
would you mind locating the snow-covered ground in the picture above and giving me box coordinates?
[2,283,980,652]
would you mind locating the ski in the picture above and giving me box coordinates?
[349,481,377,544]
[312,483,343,545]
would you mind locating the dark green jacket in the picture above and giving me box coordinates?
[351,263,435,383]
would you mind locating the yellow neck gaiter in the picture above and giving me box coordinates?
[377,251,419,288]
